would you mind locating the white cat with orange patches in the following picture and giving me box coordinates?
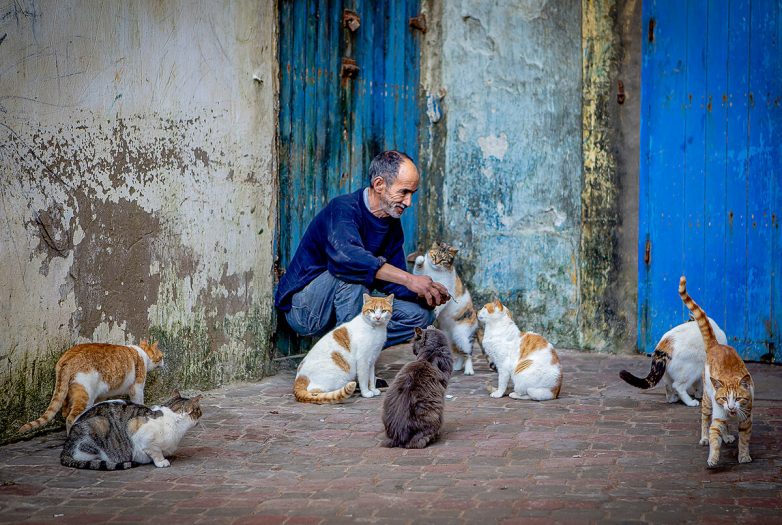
[478,300,562,401]
[294,294,393,403]
[413,241,481,375]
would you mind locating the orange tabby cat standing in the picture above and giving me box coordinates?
[18,340,164,434]
[679,276,753,468]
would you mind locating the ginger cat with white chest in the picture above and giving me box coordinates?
[19,340,164,434]
[679,276,753,468]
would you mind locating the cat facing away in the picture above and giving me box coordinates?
[60,390,202,470]
[478,300,562,401]
[19,340,165,434]
[382,326,453,449]
[679,276,754,468]
[619,318,728,406]
[294,294,393,403]
[413,241,481,375]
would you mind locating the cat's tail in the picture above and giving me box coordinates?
[293,376,357,404]
[18,363,70,434]
[619,346,670,389]
[678,276,718,348]
[60,453,137,470]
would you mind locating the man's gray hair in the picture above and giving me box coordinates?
[369,150,414,185]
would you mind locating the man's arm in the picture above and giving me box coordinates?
[375,263,449,307]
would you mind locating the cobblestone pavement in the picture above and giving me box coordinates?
[1,346,781,524]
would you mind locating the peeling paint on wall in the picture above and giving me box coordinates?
[0,1,278,443]
[435,0,583,346]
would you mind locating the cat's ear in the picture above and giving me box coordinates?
[363,293,371,303]
[386,293,394,305]
[139,339,149,349]
[710,377,724,391]
[430,241,440,251]
[414,326,423,337]
[493,298,502,309]
[448,246,458,255]
[739,374,752,389]
[170,389,181,398]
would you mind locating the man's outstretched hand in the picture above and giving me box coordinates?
[407,274,450,307]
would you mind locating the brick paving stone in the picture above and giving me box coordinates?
[1,347,781,524]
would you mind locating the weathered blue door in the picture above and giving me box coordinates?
[276,0,422,354]
[278,0,422,273]
[640,0,781,361]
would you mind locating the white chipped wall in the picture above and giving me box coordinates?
[0,0,278,436]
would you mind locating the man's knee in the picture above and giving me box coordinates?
[334,280,368,324]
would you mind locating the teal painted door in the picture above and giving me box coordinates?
[276,0,423,354]
[640,0,782,361]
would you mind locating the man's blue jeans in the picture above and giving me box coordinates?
[284,271,434,348]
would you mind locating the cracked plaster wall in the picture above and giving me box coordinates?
[429,0,583,346]
[0,0,278,442]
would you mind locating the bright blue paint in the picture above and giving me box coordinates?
[278,0,422,271]
[703,0,729,333]
[640,0,782,361]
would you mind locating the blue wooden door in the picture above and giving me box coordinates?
[276,0,422,355]
[278,0,422,273]
[640,0,782,361]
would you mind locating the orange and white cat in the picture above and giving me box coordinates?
[478,300,562,400]
[18,340,165,434]
[679,276,753,468]
[413,241,481,375]
[294,294,393,404]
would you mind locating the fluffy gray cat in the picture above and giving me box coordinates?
[60,390,202,470]
[382,326,453,448]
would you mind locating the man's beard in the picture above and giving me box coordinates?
[380,192,407,218]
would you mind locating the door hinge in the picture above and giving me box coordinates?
[409,13,427,33]
[343,9,360,32]
[340,57,360,79]
[644,239,652,266]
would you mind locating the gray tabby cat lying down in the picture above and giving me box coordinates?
[60,390,202,470]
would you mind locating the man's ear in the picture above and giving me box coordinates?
[371,176,386,193]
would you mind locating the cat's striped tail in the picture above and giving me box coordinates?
[293,376,356,404]
[60,453,137,470]
[619,347,670,389]
[678,276,718,348]
[18,364,69,434]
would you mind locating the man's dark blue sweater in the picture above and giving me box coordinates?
[274,188,424,312]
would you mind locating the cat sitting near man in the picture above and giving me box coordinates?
[679,276,754,468]
[478,299,562,401]
[382,326,453,449]
[619,317,727,406]
[413,241,481,375]
[293,294,393,403]
[19,340,165,434]
[60,390,202,470]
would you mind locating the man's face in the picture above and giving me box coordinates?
[374,159,419,219]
